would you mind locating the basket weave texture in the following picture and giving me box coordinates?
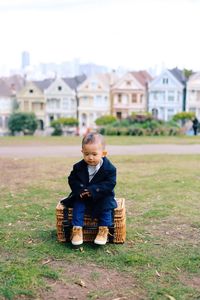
[56,198,126,243]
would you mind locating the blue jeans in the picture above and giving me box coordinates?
[72,200,113,227]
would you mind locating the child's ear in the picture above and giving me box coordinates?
[102,150,107,157]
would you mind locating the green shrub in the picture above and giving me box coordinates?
[50,120,63,136]
[8,112,38,135]
[95,115,117,126]
[98,113,182,136]
[59,117,78,126]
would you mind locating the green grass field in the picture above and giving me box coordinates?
[0,137,200,299]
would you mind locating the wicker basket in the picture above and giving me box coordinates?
[56,198,126,244]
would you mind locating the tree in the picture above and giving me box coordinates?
[173,112,195,122]
[8,112,38,135]
[183,68,193,79]
[173,112,195,126]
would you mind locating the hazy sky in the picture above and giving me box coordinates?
[0,0,200,72]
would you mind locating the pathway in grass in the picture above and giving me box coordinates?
[1,144,200,158]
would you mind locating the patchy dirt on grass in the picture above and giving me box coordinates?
[0,157,72,193]
[179,274,200,291]
[38,261,146,300]
[143,218,200,246]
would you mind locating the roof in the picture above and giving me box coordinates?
[96,72,119,86]
[169,67,187,85]
[63,74,87,90]
[33,78,54,91]
[0,75,24,97]
[131,70,153,86]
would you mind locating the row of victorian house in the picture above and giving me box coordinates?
[0,67,200,135]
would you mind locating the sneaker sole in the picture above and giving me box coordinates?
[94,240,107,245]
[71,240,83,246]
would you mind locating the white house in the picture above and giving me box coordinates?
[148,68,186,121]
[44,77,76,127]
[186,72,200,120]
[0,75,24,135]
[77,73,116,135]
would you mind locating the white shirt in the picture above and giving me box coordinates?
[87,159,103,182]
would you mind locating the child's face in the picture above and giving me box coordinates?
[82,142,106,166]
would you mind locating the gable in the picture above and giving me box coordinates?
[17,82,44,98]
[112,72,143,90]
[45,78,74,95]
[77,74,109,92]
[187,72,200,89]
[149,69,184,91]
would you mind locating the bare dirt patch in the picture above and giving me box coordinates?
[143,218,200,246]
[179,274,200,291]
[39,261,146,300]
[0,157,72,193]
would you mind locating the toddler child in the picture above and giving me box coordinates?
[62,132,117,246]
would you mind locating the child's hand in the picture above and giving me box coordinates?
[80,189,91,198]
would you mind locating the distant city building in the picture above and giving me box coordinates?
[79,63,108,77]
[21,51,30,69]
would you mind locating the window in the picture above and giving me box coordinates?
[153,92,158,100]
[118,94,122,103]
[32,103,41,112]
[159,91,165,101]
[162,78,168,84]
[71,98,76,107]
[58,86,62,91]
[24,101,29,110]
[82,96,89,105]
[29,89,34,93]
[47,98,60,109]
[91,81,97,89]
[5,117,9,128]
[132,94,137,103]
[197,91,200,101]
[126,81,131,86]
[168,91,175,101]
[94,95,102,106]
[167,108,174,120]
[140,95,143,103]
[63,98,69,109]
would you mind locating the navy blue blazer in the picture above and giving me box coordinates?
[62,157,117,214]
